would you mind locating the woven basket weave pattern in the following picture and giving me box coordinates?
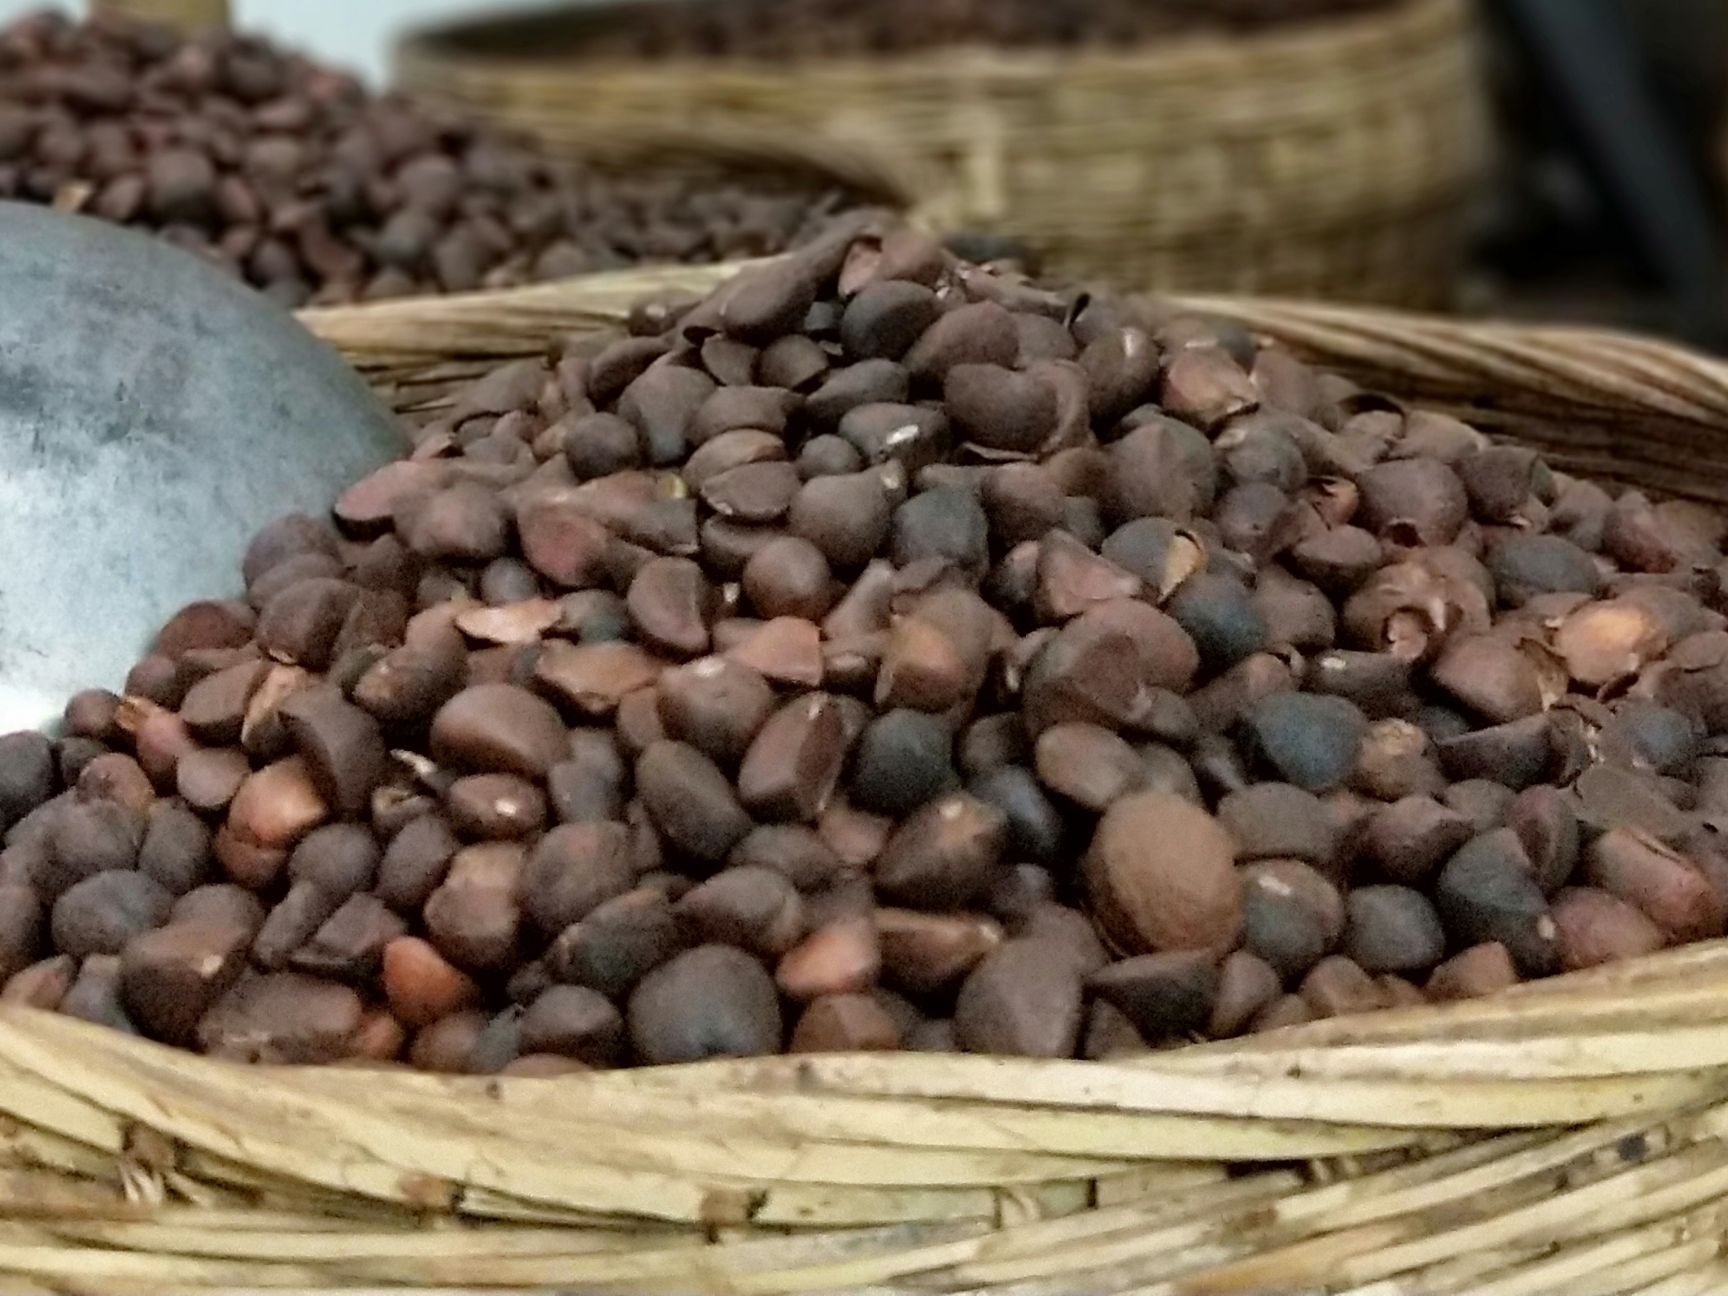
[398,0,1489,306]
[92,0,229,33]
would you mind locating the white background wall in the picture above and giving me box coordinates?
[0,1,554,84]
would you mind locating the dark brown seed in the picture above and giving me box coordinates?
[1299,955,1385,1019]
[1240,858,1345,982]
[775,913,881,1001]
[653,657,775,768]
[1362,796,1473,885]
[904,301,1018,385]
[1506,785,1579,895]
[1033,532,1141,623]
[1343,886,1445,975]
[954,940,1082,1058]
[199,974,364,1064]
[1217,783,1335,866]
[0,732,54,831]
[701,461,801,523]
[1436,717,1555,790]
[408,1011,489,1074]
[293,894,408,982]
[516,492,614,587]
[1034,723,1143,813]
[617,365,715,466]
[891,487,989,572]
[729,824,844,892]
[1084,792,1243,956]
[0,882,41,982]
[521,822,635,938]
[138,803,213,896]
[43,800,142,895]
[277,686,387,819]
[635,741,753,863]
[1104,417,1216,526]
[287,823,378,897]
[1079,328,1161,425]
[1161,347,1257,431]
[1208,950,1283,1038]
[520,985,624,1065]
[849,709,957,818]
[1291,527,1384,596]
[736,693,848,823]
[251,882,340,972]
[626,557,713,658]
[742,537,834,622]
[790,994,902,1052]
[945,363,1057,454]
[1442,779,1517,835]
[875,793,1007,910]
[423,843,524,973]
[176,748,252,815]
[1430,636,1546,724]
[178,661,269,744]
[1356,460,1468,544]
[352,630,467,727]
[549,888,682,998]
[876,909,1002,997]
[1426,942,1520,1001]
[1435,830,1560,976]
[1552,886,1666,972]
[1089,950,1219,1042]
[172,885,266,940]
[536,641,667,717]
[1487,533,1603,607]
[675,866,805,958]
[376,815,459,912]
[447,774,548,840]
[628,945,783,1064]
[721,259,819,344]
[1241,693,1367,793]
[840,281,942,361]
[429,685,568,779]
[1584,828,1726,943]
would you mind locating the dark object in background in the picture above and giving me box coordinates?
[0,11,867,307]
[1475,0,1728,348]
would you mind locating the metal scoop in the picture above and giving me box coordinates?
[0,202,402,732]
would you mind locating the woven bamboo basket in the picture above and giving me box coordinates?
[396,0,1490,309]
[92,0,229,34]
[0,267,1726,1292]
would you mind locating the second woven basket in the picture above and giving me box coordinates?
[399,0,1491,308]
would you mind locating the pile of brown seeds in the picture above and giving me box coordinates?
[0,11,865,307]
[561,0,1398,60]
[2,216,1726,1073]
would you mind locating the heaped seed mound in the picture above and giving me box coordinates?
[2,215,1727,1072]
[0,11,865,307]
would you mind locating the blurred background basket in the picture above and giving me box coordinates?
[397,0,1491,308]
[92,0,229,34]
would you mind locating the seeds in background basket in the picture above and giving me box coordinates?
[7,219,1728,1071]
[0,10,874,306]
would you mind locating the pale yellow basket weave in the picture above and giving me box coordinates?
[397,0,1492,308]
[92,0,228,34]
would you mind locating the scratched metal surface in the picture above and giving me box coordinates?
[0,202,401,732]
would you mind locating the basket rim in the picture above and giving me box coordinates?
[396,0,1462,84]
